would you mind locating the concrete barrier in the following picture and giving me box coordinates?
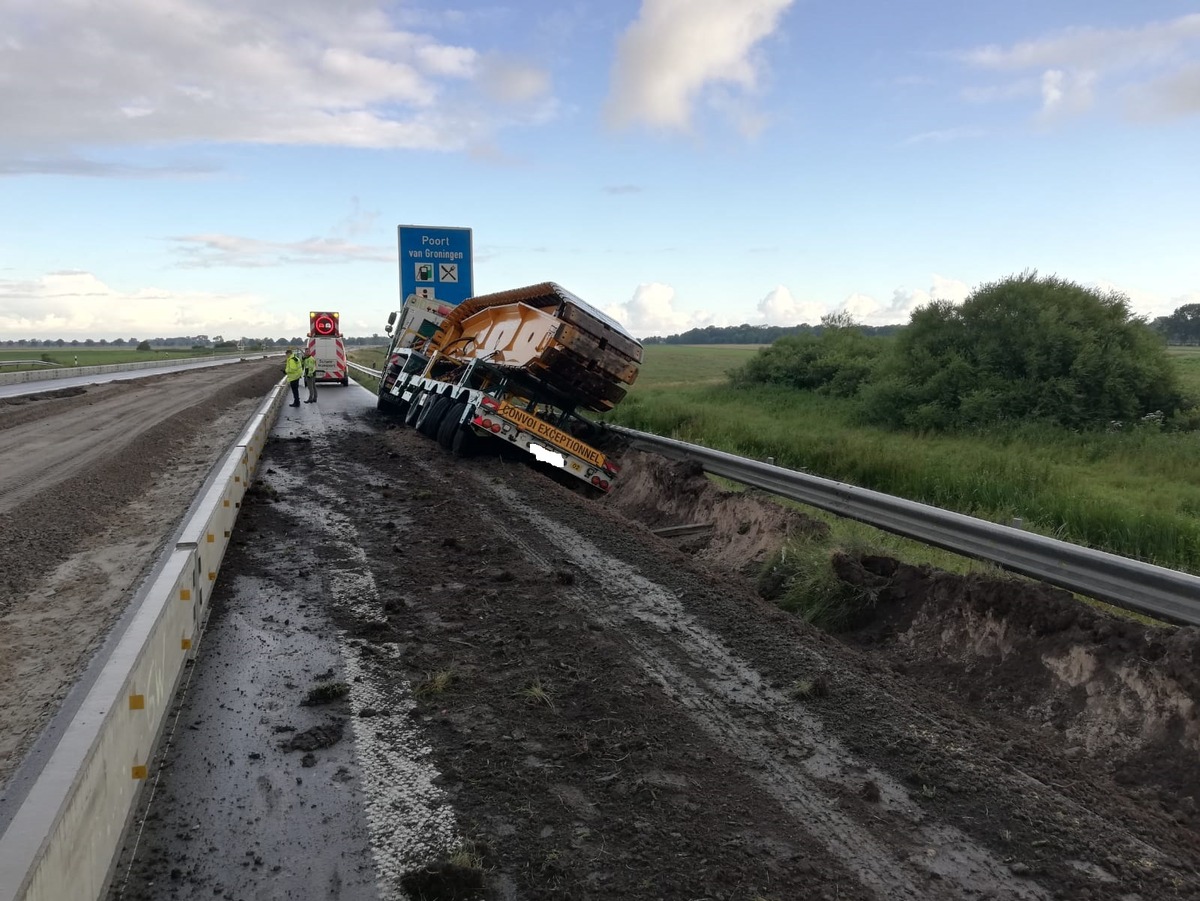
[0,382,287,901]
[0,354,251,387]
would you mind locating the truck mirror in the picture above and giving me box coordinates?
[387,311,397,326]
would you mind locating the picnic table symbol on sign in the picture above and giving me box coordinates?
[439,263,458,283]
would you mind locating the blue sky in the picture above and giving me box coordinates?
[1,0,1198,341]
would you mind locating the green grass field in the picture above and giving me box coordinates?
[0,347,228,371]
[607,344,1200,575]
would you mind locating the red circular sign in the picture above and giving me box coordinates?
[313,314,336,336]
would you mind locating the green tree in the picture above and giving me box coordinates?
[136,340,152,351]
[860,272,1180,431]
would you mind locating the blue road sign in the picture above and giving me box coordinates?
[397,225,474,309]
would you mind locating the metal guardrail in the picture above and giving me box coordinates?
[346,361,380,379]
[607,425,1200,627]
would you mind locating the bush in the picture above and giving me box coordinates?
[136,340,152,352]
[731,317,885,397]
[860,272,1181,431]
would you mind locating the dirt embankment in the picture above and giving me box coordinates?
[609,449,1200,831]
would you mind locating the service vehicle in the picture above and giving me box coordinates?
[305,310,349,385]
[376,282,642,493]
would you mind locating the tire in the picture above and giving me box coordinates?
[341,377,349,386]
[436,402,467,450]
[450,419,478,457]
[416,396,451,437]
[404,392,424,428]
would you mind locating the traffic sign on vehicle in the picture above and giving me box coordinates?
[398,225,474,309]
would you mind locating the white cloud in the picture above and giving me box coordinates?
[957,13,1200,120]
[0,0,554,170]
[962,15,1200,72]
[0,271,291,339]
[755,285,826,325]
[842,275,971,325]
[1125,61,1200,119]
[1039,68,1096,119]
[170,233,393,268]
[605,0,795,131]
[901,125,987,146]
[1090,279,1195,320]
[479,56,552,104]
[604,282,715,337]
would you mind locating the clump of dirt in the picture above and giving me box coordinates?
[604,450,827,574]
[607,451,1200,830]
[283,720,345,752]
[301,681,350,705]
[400,860,486,901]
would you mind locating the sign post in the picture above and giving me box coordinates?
[397,225,474,309]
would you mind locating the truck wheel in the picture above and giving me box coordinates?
[404,393,424,427]
[416,396,451,437]
[450,421,477,457]
[341,377,349,386]
[436,402,466,450]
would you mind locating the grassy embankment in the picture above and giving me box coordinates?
[605,344,1200,586]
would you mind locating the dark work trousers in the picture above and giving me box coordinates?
[289,379,301,405]
[305,374,318,402]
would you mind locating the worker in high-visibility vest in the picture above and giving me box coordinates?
[284,348,302,407]
[302,349,318,403]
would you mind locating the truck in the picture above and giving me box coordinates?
[376,282,642,493]
[305,311,349,386]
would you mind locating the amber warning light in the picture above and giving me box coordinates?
[310,311,338,337]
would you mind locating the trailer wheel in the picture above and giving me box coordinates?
[436,402,467,450]
[404,392,424,427]
[341,377,349,386]
[416,396,451,437]
[450,421,478,457]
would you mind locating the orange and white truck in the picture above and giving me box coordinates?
[376,282,642,493]
[305,311,349,386]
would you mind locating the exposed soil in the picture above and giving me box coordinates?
[0,362,282,787]
[11,378,1200,900]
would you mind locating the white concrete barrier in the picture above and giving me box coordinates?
[0,382,287,901]
[0,354,251,387]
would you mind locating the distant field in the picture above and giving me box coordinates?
[631,344,762,389]
[0,347,228,372]
[1167,345,1200,397]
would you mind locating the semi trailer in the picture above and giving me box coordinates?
[376,282,642,493]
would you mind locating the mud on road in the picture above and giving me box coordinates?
[151,408,1200,901]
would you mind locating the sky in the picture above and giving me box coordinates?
[1,0,1198,342]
